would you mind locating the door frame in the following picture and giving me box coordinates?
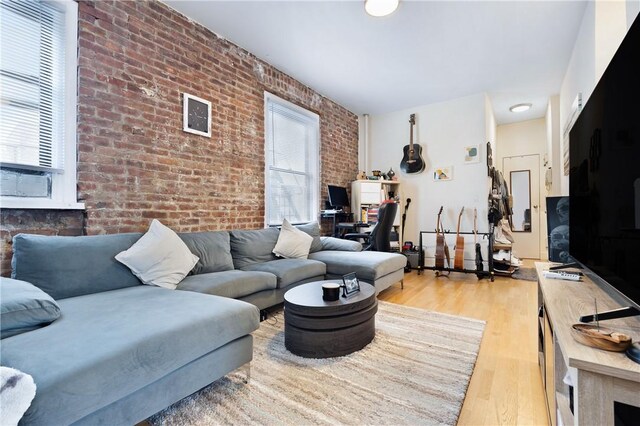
[502,154,542,259]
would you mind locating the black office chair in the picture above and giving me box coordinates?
[344,202,398,252]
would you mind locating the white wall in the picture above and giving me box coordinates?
[545,95,561,196]
[558,0,639,194]
[366,93,490,267]
[497,118,549,258]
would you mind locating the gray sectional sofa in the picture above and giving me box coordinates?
[1,222,405,425]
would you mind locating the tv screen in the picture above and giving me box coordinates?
[327,185,350,210]
[569,14,640,309]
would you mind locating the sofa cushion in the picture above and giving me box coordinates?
[320,236,363,252]
[12,233,144,300]
[273,219,313,259]
[295,221,323,253]
[308,251,406,281]
[0,277,61,339]
[241,259,326,289]
[115,220,199,290]
[230,228,279,269]
[0,286,259,426]
[178,231,234,275]
[177,270,277,299]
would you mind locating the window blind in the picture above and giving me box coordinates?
[265,98,319,226]
[0,0,65,171]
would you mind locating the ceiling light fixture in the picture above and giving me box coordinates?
[509,103,532,113]
[365,0,399,17]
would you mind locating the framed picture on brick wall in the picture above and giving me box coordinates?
[183,93,211,137]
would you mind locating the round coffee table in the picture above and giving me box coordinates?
[283,280,377,358]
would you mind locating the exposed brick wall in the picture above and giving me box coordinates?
[1,0,358,274]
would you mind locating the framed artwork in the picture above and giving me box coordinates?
[464,145,481,164]
[341,272,360,297]
[183,93,211,137]
[433,166,453,182]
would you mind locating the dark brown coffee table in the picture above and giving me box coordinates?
[283,280,377,358]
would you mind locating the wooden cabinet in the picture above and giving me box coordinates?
[536,262,640,425]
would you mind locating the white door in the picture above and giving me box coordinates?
[502,154,540,259]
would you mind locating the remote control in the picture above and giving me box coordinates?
[543,270,582,281]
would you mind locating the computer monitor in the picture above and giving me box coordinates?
[327,185,350,210]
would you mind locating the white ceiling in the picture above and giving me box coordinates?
[164,0,588,124]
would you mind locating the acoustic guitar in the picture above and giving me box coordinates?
[400,114,426,174]
[454,207,465,270]
[401,198,412,272]
[435,206,445,269]
[474,208,483,272]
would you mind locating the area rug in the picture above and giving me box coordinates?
[512,267,538,282]
[149,301,485,425]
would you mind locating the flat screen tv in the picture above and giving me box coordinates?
[569,13,640,315]
[327,185,350,210]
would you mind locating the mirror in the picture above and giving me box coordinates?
[510,170,531,232]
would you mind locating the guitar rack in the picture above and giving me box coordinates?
[417,226,495,281]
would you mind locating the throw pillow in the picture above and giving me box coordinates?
[0,367,36,426]
[0,277,61,339]
[115,219,199,290]
[273,219,313,259]
[294,221,323,253]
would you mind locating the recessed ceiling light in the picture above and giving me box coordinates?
[365,0,399,17]
[509,103,532,113]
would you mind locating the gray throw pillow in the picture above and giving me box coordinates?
[295,221,323,253]
[179,231,234,275]
[0,277,61,339]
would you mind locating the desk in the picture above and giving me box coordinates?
[319,211,352,237]
[336,222,373,237]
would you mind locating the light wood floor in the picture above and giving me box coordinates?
[378,264,549,425]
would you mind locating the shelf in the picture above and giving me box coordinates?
[355,179,400,184]
[494,242,512,251]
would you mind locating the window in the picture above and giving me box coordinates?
[0,0,81,209]
[264,92,319,226]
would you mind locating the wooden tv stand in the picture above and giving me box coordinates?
[535,262,640,425]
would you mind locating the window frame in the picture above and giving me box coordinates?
[264,92,320,227]
[0,0,83,210]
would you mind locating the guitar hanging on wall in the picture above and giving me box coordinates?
[400,114,426,174]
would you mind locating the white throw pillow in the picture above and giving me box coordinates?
[273,219,313,259]
[115,219,199,290]
[0,366,36,426]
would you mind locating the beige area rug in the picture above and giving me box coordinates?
[149,301,485,425]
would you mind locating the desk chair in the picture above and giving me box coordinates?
[344,202,398,252]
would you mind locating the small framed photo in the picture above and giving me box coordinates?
[433,165,453,182]
[464,145,481,164]
[183,93,211,137]
[342,272,360,297]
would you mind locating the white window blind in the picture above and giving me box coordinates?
[0,0,66,171]
[265,94,319,226]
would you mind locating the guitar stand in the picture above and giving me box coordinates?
[417,230,495,282]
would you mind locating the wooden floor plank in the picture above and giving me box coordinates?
[379,264,548,426]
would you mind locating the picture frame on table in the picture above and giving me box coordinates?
[341,272,360,297]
